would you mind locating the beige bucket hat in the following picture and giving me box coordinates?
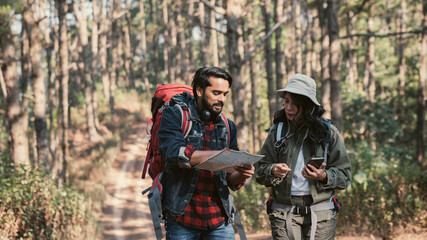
[276,74,320,106]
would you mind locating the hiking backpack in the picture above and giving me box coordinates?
[141,84,193,180]
[141,83,231,180]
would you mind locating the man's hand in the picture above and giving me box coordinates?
[271,163,291,178]
[302,163,327,183]
[229,164,254,185]
[189,150,221,166]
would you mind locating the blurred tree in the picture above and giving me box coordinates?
[274,0,284,111]
[56,0,70,183]
[261,0,275,121]
[226,0,249,149]
[22,0,48,168]
[328,0,343,133]
[1,7,30,167]
[417,0,426,164]
[73,0,100,142]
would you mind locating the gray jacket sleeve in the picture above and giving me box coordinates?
[316,125,352,190]
[254,126,284,187]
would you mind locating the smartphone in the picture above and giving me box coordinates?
[306,157,324,169]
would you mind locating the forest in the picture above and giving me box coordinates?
[0,0,426,239]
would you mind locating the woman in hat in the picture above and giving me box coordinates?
[254,74,352,240]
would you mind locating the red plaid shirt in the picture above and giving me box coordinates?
[175,122,244,230]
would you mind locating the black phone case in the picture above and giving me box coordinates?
[307,159,323,169]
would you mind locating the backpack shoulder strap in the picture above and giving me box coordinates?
[146,172,164,239]
[274,122,288,149]
[322,119,331,145]
[276,122,284,142]
[176,104,192,138]
[321,119,331,164]
[220,114,231,145]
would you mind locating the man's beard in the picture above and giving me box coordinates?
[201,94,223,120]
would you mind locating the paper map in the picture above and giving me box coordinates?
[194,148,264,172]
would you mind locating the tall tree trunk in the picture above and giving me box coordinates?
[294,0,303,73]
[110,0,120,110]
[261,0,275,122]
[177,0,187,82]
[153,33,160,86]
[328,0,343,133]
[227,0,248,149]
[416,1,426,164]
[345,9,357,88]
[247,9,259,153]
[311,9,321,80]
[140,0,151,98]
[21,16,31,162]
[99,0,110,102]
[0,66,6,99]
[199,0,207,65]
[363,14,375,102]
[74,0,100,142]
[397,0,407,96]
[306,9,313,77]
[187,0,195,75]
[209,0,219,66]
[49,14,59,168]
[274,0,285,111]
[91,0,100,131]
[163,0,171,82]
[317,0,331,119]
[218,11,227,69]
[56,0,70,183]
[1,25,30,167]
[124,0,134,88]
[23,0,49,168]
[283,1,293,77]
[169,5,177,82]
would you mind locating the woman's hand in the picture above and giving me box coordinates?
[271,163,291,178]
[229,165,255,185]
[234,164,255,179]
[302,163,327,183]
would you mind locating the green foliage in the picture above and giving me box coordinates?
[339,92,425,238]
[0,157,99,240]
[232,180,270,231]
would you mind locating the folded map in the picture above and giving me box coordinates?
[194,148,264,172]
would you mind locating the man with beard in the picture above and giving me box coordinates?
[158,66,254,239]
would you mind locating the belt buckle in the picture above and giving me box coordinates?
[295,206,310,215]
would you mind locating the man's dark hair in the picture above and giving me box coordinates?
[191,67,233,98]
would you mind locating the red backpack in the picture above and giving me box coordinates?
[141,84,231,180]
[141,84,193,180]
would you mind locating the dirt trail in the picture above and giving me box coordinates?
[101,122,157,240]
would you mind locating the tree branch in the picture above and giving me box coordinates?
[200,0,225,15]
[340,29,424,39]
[348,0,370,22]
[0,67,7,99]
[242,2,297,64]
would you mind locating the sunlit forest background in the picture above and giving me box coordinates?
[0,0,426,239]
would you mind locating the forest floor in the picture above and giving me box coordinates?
[80,103,426,240]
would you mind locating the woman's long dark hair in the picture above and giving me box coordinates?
[273,92,329,147]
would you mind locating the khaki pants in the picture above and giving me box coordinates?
[268,196,336,240]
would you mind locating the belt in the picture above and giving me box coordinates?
[271,200,335,240]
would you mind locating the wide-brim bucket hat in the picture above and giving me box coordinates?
[276,74,320,106]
